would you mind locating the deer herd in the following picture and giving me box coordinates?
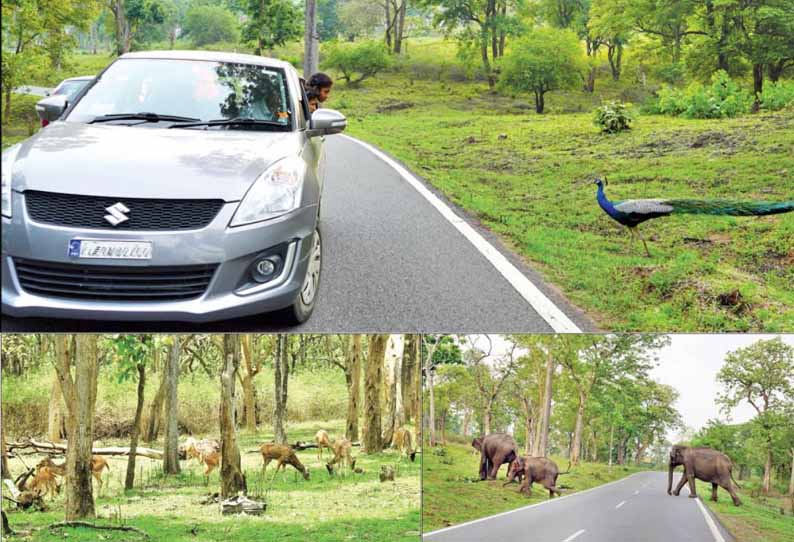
[22,427,417,500]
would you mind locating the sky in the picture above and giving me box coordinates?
[458,334,794,442]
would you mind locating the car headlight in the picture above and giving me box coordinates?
[230,156,306,227]
[1,144,21,218]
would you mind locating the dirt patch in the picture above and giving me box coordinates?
[618,129,748,158]
[376,101,415,113]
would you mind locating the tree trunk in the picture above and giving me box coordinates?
[537,349,554,457]
[303,0,319,78]
[401,335,418,424]
[788,449,794,496]
[55,335,99,520]
[768,60,787,82]
[220,335,247,498]
[144,361,166,443]
[240,335,258,432]
[762,445,772,494]
[345,336,362,441]
[427,362,436,447]
[608,424,614,468]
[483,403,492,435]
[273,335,289,444]
[462,408,472,438]
[394,0,407,54]
[363,335,387,453]
[124,364,146,490]
[162,340,180,475]
[523,409,533,456]
[1,423,10,480]
[752,63,764,111]
[385,1,392,49]
[382,335,404,446]
[570,391,585,466]
[48,371,66,442]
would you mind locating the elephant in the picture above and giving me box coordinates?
[475,433,518,481]
[504,456,563,498]
[668,445,742,506]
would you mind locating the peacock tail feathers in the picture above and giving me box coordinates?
[665,199,794,217]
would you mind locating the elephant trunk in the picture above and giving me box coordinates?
[667,463,674,495]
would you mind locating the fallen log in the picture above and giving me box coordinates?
[8,438,163,460]
[48,521,149,540]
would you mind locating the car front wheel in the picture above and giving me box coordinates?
[281,228,322,325]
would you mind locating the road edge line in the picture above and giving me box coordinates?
[341,135,582,333]
[422,471,642,539]
[696,497,727,542]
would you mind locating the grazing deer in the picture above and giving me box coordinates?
[27,464,61,500]
[393,428,417,462]
[200,450,220,485]
[260,443,310,481]
[326,438,356,475]
[314,430,333,460]
[36,456,110,492]
[90,456,110,491]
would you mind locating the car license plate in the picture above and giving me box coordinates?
[68,240,153,260]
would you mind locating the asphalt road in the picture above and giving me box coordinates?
[423,471,735,542]
[1,135,593,333]
[14,85,51,97]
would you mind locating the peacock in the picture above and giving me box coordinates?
[593,178,794,256]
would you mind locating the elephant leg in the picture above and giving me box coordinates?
[686,473,697,498]
[672,472,688,496]
[711,483,718,502]
[488,454,503,480]
[479,454,488,481]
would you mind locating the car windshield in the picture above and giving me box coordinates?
[53,80,90,100]
[66,58,292,127]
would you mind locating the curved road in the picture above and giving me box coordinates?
[1,136,593,333]
[423,472,734,542]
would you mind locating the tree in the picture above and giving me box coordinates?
[304,0,320,77]
[323,40,393,86]
[239,335,272,432]
[465,335,517,435]
[273,334,289,444]
[717,337,794,494]
[109,335,153,491]
[220,335,247,498]
[382,335,405,446]
[241,0,302,55]
[144,343,167,442]
[162,337,181,475]
[182,4,240,47]
[53,335,99,520]
[498,28,585,113]
[384,0,408,53]
[536,340,555,457]
[420,0,524,87]
[108,0,170,55]
[338,0,382,40]
[317,0,342,40]
[344,335,363,441]
[363,335,388,453]
[402,334,421,424]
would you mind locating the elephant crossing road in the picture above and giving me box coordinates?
[423,471,734,542]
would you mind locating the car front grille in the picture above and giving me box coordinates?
[14,258,218,302]
[25,191,225,231]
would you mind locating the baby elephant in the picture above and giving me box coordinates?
[506,456,563,499]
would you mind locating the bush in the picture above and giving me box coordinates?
[759,80,794,111]
[594,101,634,133]
[323,40,393,86]
[655,70,752,119]
[2,93,41,136]
[182,5,240,48]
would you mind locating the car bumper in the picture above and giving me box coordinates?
[1,197,318,323]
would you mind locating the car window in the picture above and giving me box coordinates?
[66,58,292,126]
[53,81,90,100]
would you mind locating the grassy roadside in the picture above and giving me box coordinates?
[421,441,642,533]
[334,74,794,332]
[697,480,794,542]
[2,420,420,542]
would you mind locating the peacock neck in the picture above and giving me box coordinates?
[597,184,620,218]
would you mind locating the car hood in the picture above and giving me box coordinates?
[11,122,301,201]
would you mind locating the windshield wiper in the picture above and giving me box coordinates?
[169,117,288,130]
[88,112,201,124]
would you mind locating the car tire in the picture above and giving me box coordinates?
[280,227,322,325]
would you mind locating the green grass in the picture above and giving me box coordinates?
[2,420,420,541]
[421,441,642,532]
[331,72,794,332]
[697,479,794,542]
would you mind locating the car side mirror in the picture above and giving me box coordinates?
[307,109,347,138]
[35,95,68,123]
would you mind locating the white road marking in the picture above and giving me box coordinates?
[615,500,626,509]
[422,472,640,539]
[343,135,582,333]
[561,529,586,542]
[696,497,727,542]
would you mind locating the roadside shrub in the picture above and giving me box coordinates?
[759,80,794,111]
[594,101,633,133]
[323,40,392,86]
[655,70,752,119]
[3,93,40,136]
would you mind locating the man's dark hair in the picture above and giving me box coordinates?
[306,87,320,101]
[308,72,333,89]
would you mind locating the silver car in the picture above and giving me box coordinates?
[2,51,347,324]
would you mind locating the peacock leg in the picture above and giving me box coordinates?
[635,227,651,257]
